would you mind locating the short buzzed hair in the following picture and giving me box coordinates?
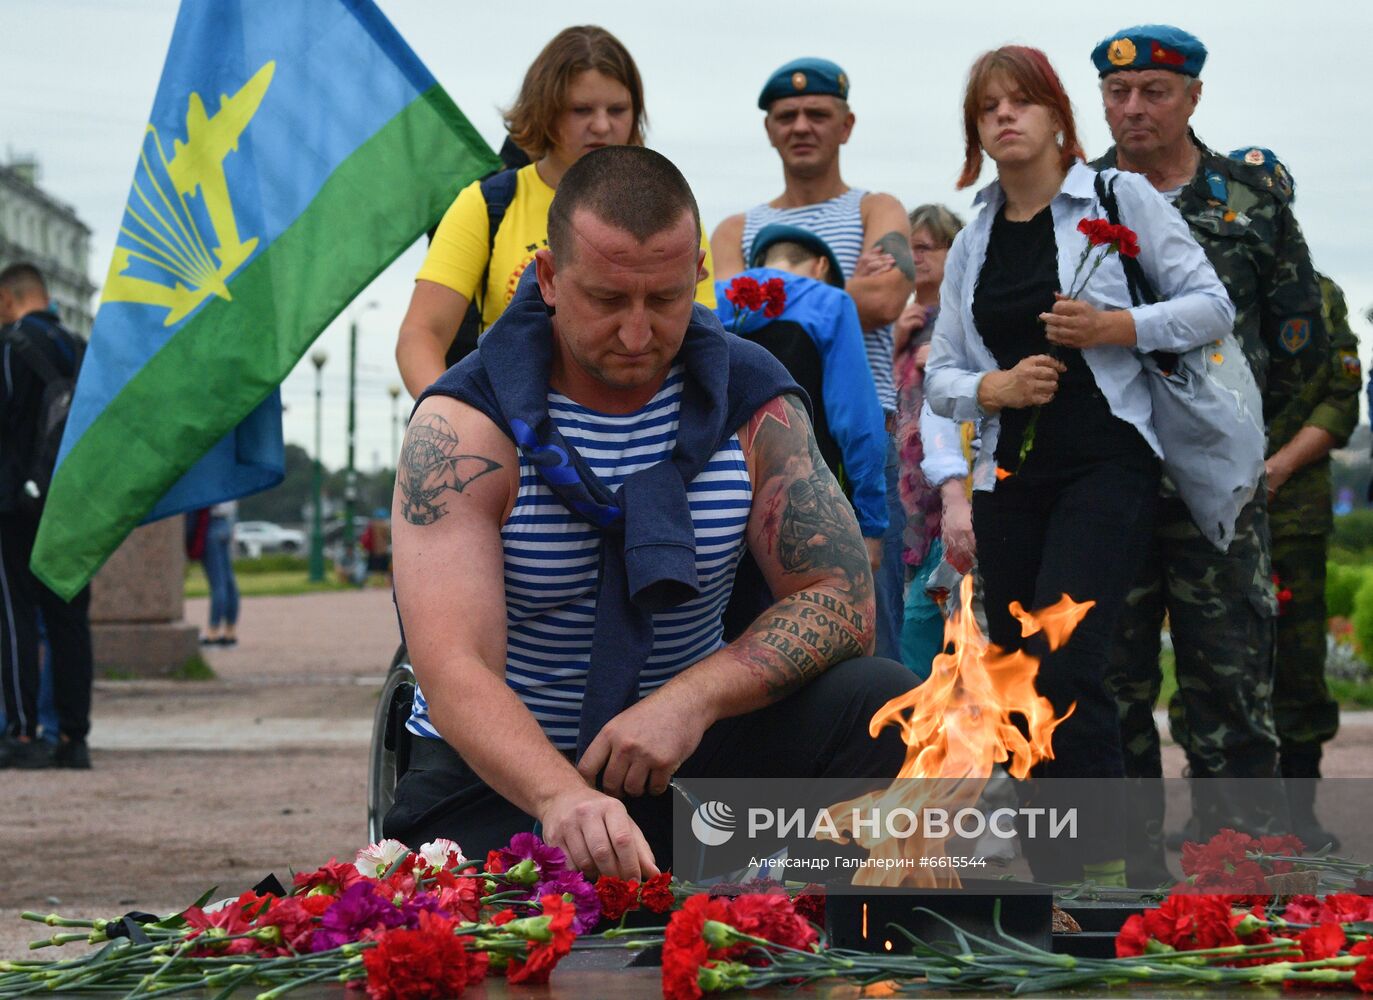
[546,146,700,258]
[762,241,816,268]
[0,262,46,299]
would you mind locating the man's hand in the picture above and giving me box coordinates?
[1041,294,1136,349]
[977,355,1066,412]
[578,686,709,799]
[864,536,883,572]
[853,244,896,279]
[539,785,660,881]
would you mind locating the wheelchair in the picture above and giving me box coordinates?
[367,644,415,843]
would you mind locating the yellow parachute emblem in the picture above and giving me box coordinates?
[1107,38,1137,67]
[103,62,275,326]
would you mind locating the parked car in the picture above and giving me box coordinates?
[233,520,306,558]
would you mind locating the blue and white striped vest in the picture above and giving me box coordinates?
[408,368,753,749]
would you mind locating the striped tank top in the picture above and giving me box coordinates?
[407,367,753,750]
[742,189,896,412]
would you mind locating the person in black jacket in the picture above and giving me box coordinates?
[0,263,92,769]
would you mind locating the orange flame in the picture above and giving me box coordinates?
[828,575,1094,886]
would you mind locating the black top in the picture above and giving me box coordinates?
[0,310,82,513]
[972,205,1151,474]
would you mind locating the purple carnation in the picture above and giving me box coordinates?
[534,870,601,934]
[498,832,568,877]
[399,892,444,928]
[308,883,404,952]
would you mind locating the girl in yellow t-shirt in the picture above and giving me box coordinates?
[397,26,715,397]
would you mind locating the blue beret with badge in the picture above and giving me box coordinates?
[758,57,850,110]
[1228,146,1295,201]
[1092,24,1207,77]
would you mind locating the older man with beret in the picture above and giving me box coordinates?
[1089,25,1329,883]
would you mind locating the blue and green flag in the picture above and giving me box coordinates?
[32,0,500,599]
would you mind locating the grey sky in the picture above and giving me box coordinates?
[2,0,1368,472]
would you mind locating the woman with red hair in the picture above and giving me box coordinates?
[925,46,1233,886]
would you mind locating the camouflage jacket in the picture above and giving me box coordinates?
[1266,274,1362,537]
[1093,134,1328,442]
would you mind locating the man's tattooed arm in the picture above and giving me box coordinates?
[396,412,503,525]
[728,394,875,700]
[875,230,917,282]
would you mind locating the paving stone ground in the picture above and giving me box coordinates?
[2,588,1370,960]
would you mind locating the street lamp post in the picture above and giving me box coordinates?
[388,384,402,470]
[308,348,328,582]
[343,302,378,577]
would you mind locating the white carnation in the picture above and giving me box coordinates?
[354,838,409,877]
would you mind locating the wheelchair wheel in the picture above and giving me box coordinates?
[367,644,415,843]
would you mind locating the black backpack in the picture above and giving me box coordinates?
[3,320,84,516]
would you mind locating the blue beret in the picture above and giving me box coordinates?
[748,224,845,287]
[1228,146,1295,200]
[1092,25,1207,77]
[758,58,850,110]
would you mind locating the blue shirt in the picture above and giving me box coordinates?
[715,268,888,537]
[926,161,1235,491]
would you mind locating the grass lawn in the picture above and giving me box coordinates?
[1156,644,1373,709]
[183,564,388,598]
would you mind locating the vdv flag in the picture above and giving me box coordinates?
[31,0,501,599]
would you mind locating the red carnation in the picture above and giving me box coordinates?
[293,859,367,896]
[489,909,517,927]
[1351,939,1373,993]
[362,911,480,1000]
[793,885,826,929]
[1075,217,1140,258]
[595,876,640,923]
[1114,225,1140,258]
[506,894,577,985]
[726,894,818,955]
[662,894,734,1000]
[1142,894,1240,952]
[1299,923,1347,962]
[641,872,676,913]
[485,850,506,875]
[259,896,325,954]
[762,277,787,319]
[434,877,481,924]
[1283,895,1321,925]
[1115,913,1150,957]
[1320,894,1373,925]
[726,276,765,312]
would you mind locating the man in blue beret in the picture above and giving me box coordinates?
[711,57,914,662]
[1089,25,1330,885]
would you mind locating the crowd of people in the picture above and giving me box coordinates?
[381,20,1364,887]
[3,18,1360,891]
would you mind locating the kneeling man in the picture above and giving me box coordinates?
[385,146,913,879]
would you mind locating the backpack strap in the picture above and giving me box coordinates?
[1094,171,1177,373]
[471,167,520,318]
[2,323,65,388]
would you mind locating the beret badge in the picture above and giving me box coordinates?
[1107,38,1137,66]
[791,71,807,91]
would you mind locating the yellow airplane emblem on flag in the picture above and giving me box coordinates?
[103,62,275,326]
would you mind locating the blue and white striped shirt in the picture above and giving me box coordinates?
[407,367,754,750]
[742,190,896,412]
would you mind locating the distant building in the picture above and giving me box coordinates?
[0,158,96,335]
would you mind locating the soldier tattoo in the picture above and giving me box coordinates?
[397,413,501,525]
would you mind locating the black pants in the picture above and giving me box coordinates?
[385,656,915,868]
[972,457,1159,875]
[0,513,93,741]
